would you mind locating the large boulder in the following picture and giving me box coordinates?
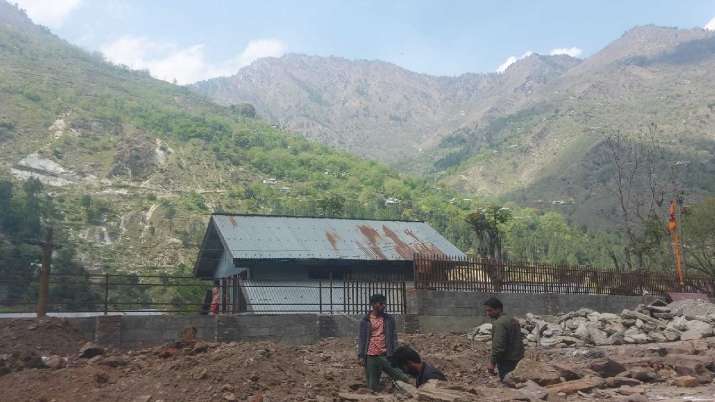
[467,323,493,342]
[672,376,698,388]
[545,377,605,395]
[574,324,589,340]
[623,327,651,344]
[667,316,689,331]
[587,324,611,346]
[43,355,66,370]
[668,299,715,319]
[621,310,664,328]
[665,355,710,377]
[518,380,548,400]
[648,331,667,343]
[504,359,562,387]
[662,328,681,342]
[589,358,627,378]
[79,342,105,359]
[542,324,563,338]
[680,320,713,340]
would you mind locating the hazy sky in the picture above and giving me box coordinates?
[12,0,715,84]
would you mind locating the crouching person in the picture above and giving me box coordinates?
[358,294,411,391]
[391,345,446,387]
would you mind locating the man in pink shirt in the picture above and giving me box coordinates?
[357,294,410,391]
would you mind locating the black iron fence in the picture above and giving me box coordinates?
[0,272,212,314]
[0,272,407,315]
[414,254,715,297]
[216,276,407,314]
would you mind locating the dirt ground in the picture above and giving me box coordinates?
[0,318,714,402]
[0,318,89,356]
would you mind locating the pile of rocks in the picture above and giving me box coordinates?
[500,338,715,400]
[468,299,715,348]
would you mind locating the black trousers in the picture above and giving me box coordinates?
[497,359,519,381]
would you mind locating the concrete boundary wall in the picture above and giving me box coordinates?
[408,290,652,333]
[37,291,649,348]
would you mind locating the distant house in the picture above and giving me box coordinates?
[193,214,464,281]
[193,214,464,313]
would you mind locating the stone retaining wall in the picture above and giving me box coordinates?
[409,290,653,333]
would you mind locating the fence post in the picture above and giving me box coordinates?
[103,273,109,315]
[319,280,323,314]
[329,272,333,314]
[401,281,407,314]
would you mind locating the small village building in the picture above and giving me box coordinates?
[193,213,464,281]
[192,214,465,313]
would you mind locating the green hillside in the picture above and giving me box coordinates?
[0,2,483,274]
[0,1,634,286]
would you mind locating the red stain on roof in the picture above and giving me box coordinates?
[357,225,387,260]
[382,225,413,259]
[325,231,340,250]
[404,229,445,256]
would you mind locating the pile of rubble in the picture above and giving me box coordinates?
[497,337,715,401]
[468,299,715,348]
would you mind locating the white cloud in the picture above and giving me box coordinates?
[233,39,287,67]
[549,47,583,58]
[705,17,715,31]
[100,37,286,85]
[496,51,533,73]
[14,0,82,28]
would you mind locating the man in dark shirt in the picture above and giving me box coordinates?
[484,297,524,381]
[391,345,447,387]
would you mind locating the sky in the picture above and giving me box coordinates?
[11,0,715,84]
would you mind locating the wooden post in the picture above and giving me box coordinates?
[36,227,53,318]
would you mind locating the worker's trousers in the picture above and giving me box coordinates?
[364,355,410,391]
[497,359,520,381]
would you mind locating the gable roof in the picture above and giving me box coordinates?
[193,214,464,277]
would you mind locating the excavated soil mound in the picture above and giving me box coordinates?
[0,334,494,402]
[0,318,89,356]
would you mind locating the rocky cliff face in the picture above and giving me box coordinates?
[193,53,579,163]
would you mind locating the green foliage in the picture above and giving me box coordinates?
[229,103,256,118]
[501,209,617,266]
[466,205,512,260]
[0,178,97,311]
[683,198,715,278]
[79,194,111,225]
[179,192,208,212]
[49,247,101,311]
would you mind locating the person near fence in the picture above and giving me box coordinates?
[391,345,446,387]
[357,293,411,391]
[484,297,524,381]
[200,287,212,315]
[210,280,221,316]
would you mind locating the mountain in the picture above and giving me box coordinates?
[433,25,715,227]
[194,25,715,227]
[0,1,479,274]
[193,53,579,163]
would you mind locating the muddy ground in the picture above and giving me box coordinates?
[0,318,714,402]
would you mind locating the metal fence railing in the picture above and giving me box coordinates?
[0,272,212,314]
[1,272,408,315]
[217,277,407,314]
[413,254,715,297]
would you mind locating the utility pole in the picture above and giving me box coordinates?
[31,227,54,318]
